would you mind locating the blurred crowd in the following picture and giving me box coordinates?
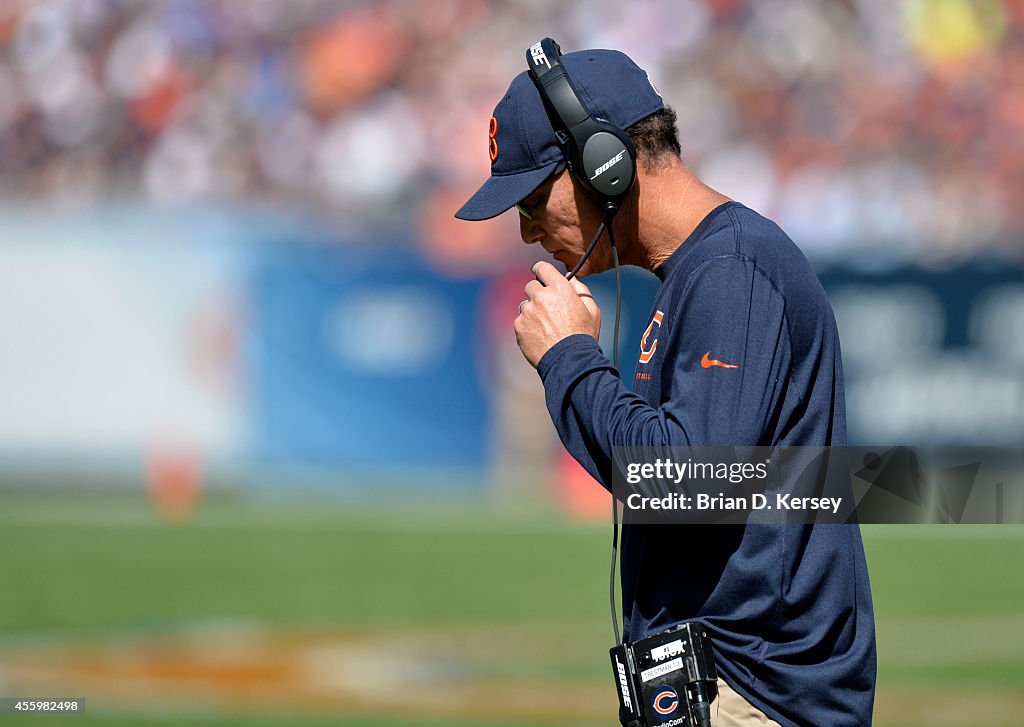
[1,0,1022,272]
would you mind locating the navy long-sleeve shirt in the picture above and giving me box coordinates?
[536,202,876,727]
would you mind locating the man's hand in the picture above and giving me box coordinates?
[515,261,602,367]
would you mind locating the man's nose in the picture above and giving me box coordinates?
[520,216,543,245]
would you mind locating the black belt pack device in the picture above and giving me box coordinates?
[610,622,718,727]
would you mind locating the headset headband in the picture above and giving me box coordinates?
[526,38,637,208]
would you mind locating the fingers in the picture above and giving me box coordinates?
[569,278,599,314]
[524,271,599,311]
[532,261,570,289]
[568,278,592,298]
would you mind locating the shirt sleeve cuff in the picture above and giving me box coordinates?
[536,334,604,382]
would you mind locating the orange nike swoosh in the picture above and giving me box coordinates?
[701,352,739,369]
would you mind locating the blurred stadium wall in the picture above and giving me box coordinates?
[0,0,1020,489]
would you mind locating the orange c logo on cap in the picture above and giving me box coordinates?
[489,116,498,162]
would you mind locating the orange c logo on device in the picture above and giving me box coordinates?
[638,310,664,364]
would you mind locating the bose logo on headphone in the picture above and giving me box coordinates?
[590,150,626,181]
[529,42,551,69]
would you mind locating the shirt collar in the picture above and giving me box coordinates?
[654,201,738,281]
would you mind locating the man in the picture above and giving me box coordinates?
[455,47,876,727]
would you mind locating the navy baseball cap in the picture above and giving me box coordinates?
[455,49,664,221]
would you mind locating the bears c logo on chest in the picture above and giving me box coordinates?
[638,310,664,364]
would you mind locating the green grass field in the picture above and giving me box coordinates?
[0,487,1022,726]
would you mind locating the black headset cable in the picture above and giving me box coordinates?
[562,204,624,647]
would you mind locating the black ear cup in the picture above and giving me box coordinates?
[581,129,635,199]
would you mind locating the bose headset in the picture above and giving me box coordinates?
[526,37,632,648]
[526,38,637,213]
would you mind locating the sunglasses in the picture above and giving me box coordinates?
[515,162,566,220]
